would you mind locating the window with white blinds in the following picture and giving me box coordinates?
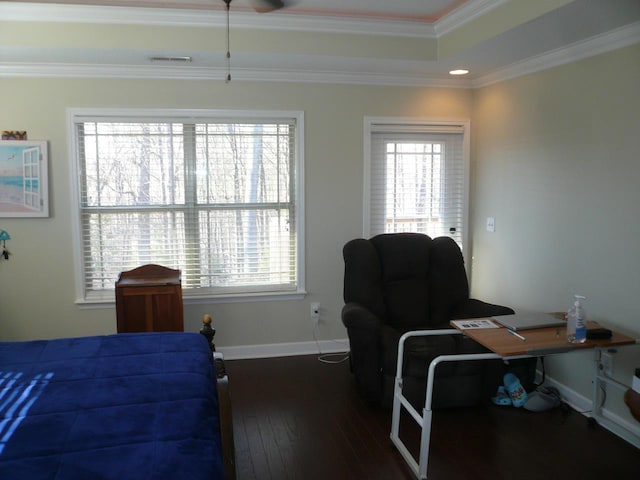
[365,118,469,256]
[69,109,304,302]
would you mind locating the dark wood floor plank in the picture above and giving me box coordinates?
[226,354,640,480]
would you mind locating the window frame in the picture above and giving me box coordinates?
[68,108,306,306]
[363,116,470,260]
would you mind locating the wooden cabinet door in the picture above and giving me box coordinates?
[115,264,184,333]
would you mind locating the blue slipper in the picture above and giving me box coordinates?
[504,373,528,408]
[491,385,512,406]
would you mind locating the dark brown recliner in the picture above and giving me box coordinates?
[342,233,517,408]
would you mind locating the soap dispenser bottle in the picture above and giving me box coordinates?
[567,295,587,343]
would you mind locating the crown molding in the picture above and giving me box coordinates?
[2,22,638,88]
[473,21,640,88]
[0,63,220,80]
[1,3,638,88]
[0,0,511,37]
[0,61,471,88]
[435,0,509,36]
[0,2,436,37]
[0,2,213,25]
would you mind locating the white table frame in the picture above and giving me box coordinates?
[389,329,639,479]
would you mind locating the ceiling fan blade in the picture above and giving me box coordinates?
[252,0,287,13]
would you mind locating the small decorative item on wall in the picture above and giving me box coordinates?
[0,230,10,260]
[1,131,27,140]
[0,140,49,218]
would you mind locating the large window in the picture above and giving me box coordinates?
[364,118,469,257]
[69,109,304,303]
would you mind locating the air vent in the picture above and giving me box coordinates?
[150,56,193,62]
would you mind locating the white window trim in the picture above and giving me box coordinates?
[363,116,470,261]
[67,107,306,306]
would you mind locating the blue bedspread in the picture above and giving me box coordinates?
[0,332,225,480]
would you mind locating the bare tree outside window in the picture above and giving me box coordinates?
[385,141,442,234]
[74,115,300,300]
[367,121,468,256]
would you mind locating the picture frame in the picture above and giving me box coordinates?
[1,131,27,140]
[0,140,49,218]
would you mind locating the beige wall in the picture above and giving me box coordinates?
[0,77,472,348]
[471,44,640,424]
[2,44,638,425]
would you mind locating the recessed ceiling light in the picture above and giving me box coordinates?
[449,69,469,75]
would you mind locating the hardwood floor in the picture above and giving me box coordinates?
[226,354,639,480]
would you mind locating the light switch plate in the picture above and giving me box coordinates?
[486,217,495,232]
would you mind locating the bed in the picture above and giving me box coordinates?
[0,331,235,480]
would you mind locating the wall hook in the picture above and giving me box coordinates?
[0,230,10,260]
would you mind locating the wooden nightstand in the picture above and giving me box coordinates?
[115,264,184,333]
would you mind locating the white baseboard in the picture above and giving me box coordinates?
[543,374,640,445]
[218,338,349,360]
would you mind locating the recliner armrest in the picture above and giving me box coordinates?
[341,302,385,403]
[342,302,383,330]
[450,298,514,319]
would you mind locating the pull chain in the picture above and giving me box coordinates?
[225,0,231,83]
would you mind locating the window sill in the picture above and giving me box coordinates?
[75,289,307,309]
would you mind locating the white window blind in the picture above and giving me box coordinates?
[365,119,469,255]
[70,110,303,302]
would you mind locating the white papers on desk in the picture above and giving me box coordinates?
[451,318,499,329]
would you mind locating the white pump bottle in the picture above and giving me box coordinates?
[567,295,587,343]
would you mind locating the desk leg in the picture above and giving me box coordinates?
[591,348,603,422]
[418,400,433,479]
[391,328,502,480]
[390,375,403,450]
[590,346,640,448]
[390,355,440,480]
[391,330,460,480]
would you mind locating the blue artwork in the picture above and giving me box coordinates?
[0,141,48,217]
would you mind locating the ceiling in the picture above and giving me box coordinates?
[1,0,640,87]
[3,0,475,22]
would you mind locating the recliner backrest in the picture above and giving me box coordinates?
[342,238,387,320]
[428,236,470,326]
[343,233,471,330]
[370,233,431,330]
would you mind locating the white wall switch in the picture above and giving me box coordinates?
[486,216,495,232]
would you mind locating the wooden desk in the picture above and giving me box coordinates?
[455,320,636,357]
[390,321,639,479]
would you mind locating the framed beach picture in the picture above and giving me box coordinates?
[0,140,49,217]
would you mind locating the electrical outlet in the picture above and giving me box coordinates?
[310,302,320,324]
[601,351,614,377]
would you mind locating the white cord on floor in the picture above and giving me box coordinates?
[312,320,350,364]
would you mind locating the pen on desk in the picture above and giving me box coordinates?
[507,329,526,341]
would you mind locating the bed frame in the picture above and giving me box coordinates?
[201,315,236,480]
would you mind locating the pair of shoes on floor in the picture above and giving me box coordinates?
[523,385,561,412]
[491,378,561,412]
[491,373,528,407]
